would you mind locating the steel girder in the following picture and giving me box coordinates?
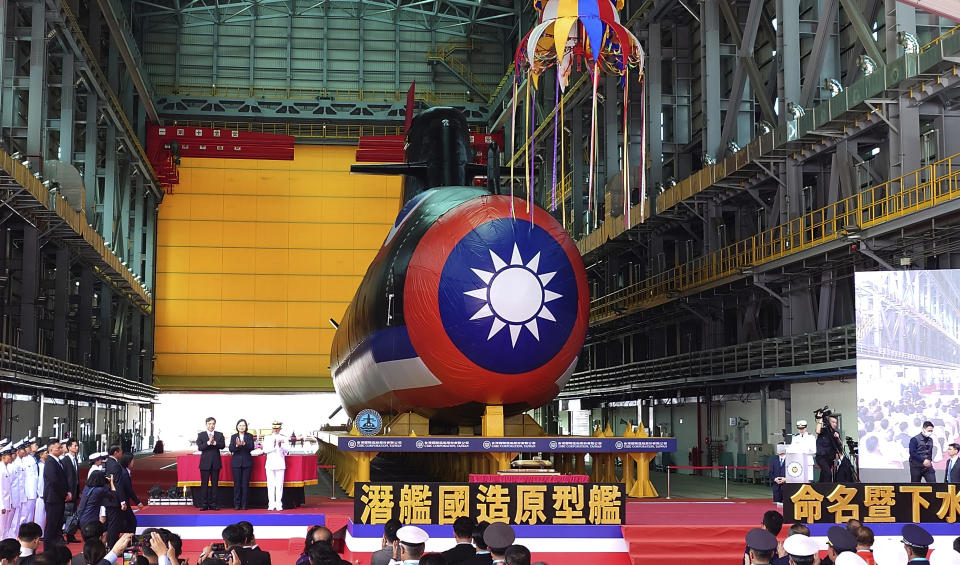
[132,0,518,38]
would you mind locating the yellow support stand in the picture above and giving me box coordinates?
[626,422,659,498]
[482,405,504,436]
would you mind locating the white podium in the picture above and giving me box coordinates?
[784,452,815,482]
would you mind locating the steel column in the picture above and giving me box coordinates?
[53,246,69,360]
[717,0,764,156]
[83,90,98,216]
[799,0,839,108]
[777,0,801,116]
[27,1,46,169]
[144,193,156,291]
[133,176,144,278]
[604,73,619,214]
[60,50,75,162]
[19,226,39,352]
[700,0,722,159]
[78,266,93,367]
[571,102,585,238]
[647,23,663,189]
[98,285,112,373]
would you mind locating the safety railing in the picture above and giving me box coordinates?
[665,465,768,499]
[0,342,158,402]
[561,324,855,398]
[921,24,960,52]
[425,45,490,99]
[590,152,960,323]
[169,120,485,140]
[154,82,477,105]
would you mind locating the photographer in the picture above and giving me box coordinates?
[815,409,843,482]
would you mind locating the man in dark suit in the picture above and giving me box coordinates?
[442,517,477,564]
[769,445,787,503]
[102,445,125,545]
[221,524,271,565]
[909,421,936,483]
[370,519,401,565]
[196,417,225,511]
[42,439,70,551]
[945,442,960,484]
[62,438,81,543]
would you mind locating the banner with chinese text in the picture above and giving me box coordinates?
[355,482,626,526]
[784,483,960,524]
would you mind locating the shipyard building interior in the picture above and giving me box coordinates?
[1,0,960,499]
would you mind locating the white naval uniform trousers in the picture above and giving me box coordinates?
[262,434,287,511]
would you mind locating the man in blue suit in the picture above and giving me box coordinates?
[769,444,787,503]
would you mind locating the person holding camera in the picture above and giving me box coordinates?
[908,421,936,483]
[815,410,843,482]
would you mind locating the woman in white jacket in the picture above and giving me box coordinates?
[262,421,287,511]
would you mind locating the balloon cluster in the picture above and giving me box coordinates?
[517,0,644,91]
[510,0,647,228]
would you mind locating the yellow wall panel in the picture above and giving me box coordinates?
[254,275,288,300]
[155,147,400,391]
[190,222,224,247]
[223,196,258,221]
[221,222,258,249]
[286,302,322,327]
[189,248,223,272]
[288,250,323,275]
[187,274,223,300]
[220,328,254,354]
[253,302,287,327]
[254,249,289,274]
[220,301,255,327]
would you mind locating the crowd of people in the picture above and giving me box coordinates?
[0,436,141,554]
[858,392,960,473]
[742,509,960,565]
[0,518,538,565]
[365,518,534,565]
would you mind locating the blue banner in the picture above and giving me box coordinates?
[338,436,676,453]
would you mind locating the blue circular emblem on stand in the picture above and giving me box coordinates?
[356,409,383,436]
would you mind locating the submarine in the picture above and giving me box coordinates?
[330,107,589,425]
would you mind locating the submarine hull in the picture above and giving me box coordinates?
[330,189,588,424]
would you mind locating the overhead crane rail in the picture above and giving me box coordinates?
[154,83,477,106]
[590,152,960,324]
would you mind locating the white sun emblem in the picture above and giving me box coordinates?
[463,243,562,347]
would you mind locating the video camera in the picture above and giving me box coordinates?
[814,405,832,420]
[210,543,232,562]
[845,436,858,455]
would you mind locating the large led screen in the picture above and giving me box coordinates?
[855,270,960,482]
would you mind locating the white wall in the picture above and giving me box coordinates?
[790,380,858,440]
[154,392,349,451]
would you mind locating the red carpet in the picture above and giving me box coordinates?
[622,500,779,565]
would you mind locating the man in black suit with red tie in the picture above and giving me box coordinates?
[196,417,225,511]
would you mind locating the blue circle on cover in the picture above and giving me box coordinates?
[438,218,578,374]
